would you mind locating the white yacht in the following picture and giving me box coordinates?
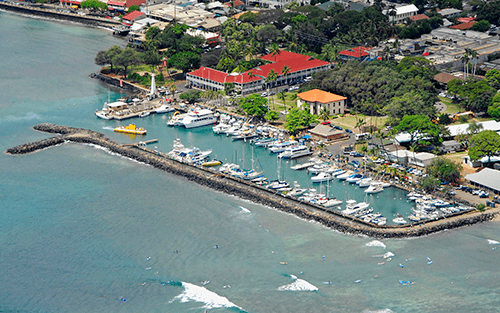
[167,113,187,126]
[95,110,113,120]
[311,172,333,183]
[336,171,353,180]
[320,198,343,208]
[393,216,408,225]
[290,162,315,170]
[219,163,240,174]
[181,109,216,129]
[287,182,307,197]
[343,200,370,215]
[278,145,311,159]
[213,123,232,134]
[266,180,290,190]
[365,183,384,194]
[346,174,363,183]
[139,111,150,118]
[357,178,373,188]
[268,140,298,153]
[155,103,174,114]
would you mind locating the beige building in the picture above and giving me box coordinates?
[297,89,346,115]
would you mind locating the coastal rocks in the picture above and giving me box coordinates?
[6,123,499,239]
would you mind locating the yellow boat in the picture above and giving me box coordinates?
[202,159,222,167]
[114,124,147,135]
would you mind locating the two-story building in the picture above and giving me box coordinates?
[383,4,419,24]
[297,89,346,115]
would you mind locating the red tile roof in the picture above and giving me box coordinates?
[122,10,144,21]
[108,0,125,6]
[298,89,346,104]
[188,51,330,84]
[457,17,476,23]
[409,14,430,21]
[450,21,476,30]
[224,0,244,6]
[338,46,372,59]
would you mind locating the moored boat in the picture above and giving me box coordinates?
[114,124,147,135]
[202,159,222,167]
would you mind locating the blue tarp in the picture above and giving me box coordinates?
[302,135,312,139]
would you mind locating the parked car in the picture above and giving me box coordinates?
[350,151,363,157]
[261,92,267,97]
[289,86,299,91]
[345,129,352,133]
[334,125,342,130]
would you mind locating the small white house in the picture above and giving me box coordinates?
[383,4,418,24]
[439,140,462,154]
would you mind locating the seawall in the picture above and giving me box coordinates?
[0,2,121,28]
[6,123,499,239]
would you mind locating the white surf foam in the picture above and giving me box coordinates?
[3,112,41,122]
[278,275,319,291]
[363,309,394,313]
[239,206,251,213]
[170,282,243,310]
[383,251,395,258]
[365,240,386,249]
[488,239,499,245]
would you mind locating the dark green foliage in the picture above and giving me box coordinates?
[304,57,438,118]
[393,115,443,147]
[265,110,280,121]
[128,5,140,12]
[239,12,257,23]
[426,158,462,184]
[81,0,107,10]
[468,130,500,164]
[421,175,440,193]
[239,94,269,118]
[285,108,318,134]
[476,0,500,25]
[438,113,452,125]
[485,69,500,89]
[179,90,202,102]
[447,78,496,112]
[471,20,491,32]
[488,94,500,118]
[168,51,201,73]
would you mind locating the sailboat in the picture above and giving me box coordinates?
[267,157,289,190]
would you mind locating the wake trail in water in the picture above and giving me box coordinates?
[278,274,318,291]
[101,126,115,131]
[170,281,245,311]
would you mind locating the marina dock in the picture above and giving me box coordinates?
[6,123,500,239]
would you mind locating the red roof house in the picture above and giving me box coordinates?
[450,21,476,30]
[409,14,430,22]
[122,10,144,26]
[338,46,373,61]
[457,17,476,23]
[107,0,126,10]
[224,0,245,8]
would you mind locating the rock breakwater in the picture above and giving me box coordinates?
[6,123,499,239]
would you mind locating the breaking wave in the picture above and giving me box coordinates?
[278,275,318,291]
[488,239,499,245]
[365,240,386,249]
[363,309,394,313]
[170,281,244,310]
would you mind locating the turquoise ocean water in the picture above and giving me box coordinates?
[1,11,500,312]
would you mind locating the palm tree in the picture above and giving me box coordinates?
[355,118,366,133]
[277,90,287,110]
[320,106,330,122]
[471,49,478,76]
[269,43,281,62]
[168,84,177,101]
[216,89,226,106]
[281,65,291,85]
[247,70,256,93]
[266,69,278,109]
[462,53,469,80]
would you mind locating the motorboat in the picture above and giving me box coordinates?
[343,200,370,215]
[392,216,407,225]
[268,140,298,153]
[154,103,174,114]
[336,171,353,180]
[311,172,333,183]
[113,124,147,135]
[167,112,187,126]
[95,110,113,120]
[357,178,373,188]
[365,183,384,194]
[231,168,264,180]
[213,123,232,134]
[139,111,150,118]
[346,174,363,183]
[181,109,216,129]
[290,162,315,170]
[202,159,222,167]
[266,180,290,190]
[219,163,240,174]
[278,145,312,159]
[253,137,277,147]
[320,198,343,208]
[307,163,330,174]
[331,169,346,177]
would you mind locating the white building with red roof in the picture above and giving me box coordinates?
[186,50,331,94]
[338,46,373,61]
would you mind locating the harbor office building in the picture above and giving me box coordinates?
[186,51,331,95]
[297,89,346,115]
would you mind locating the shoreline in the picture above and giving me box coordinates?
[0,2,121,29]
[6,123,499,239]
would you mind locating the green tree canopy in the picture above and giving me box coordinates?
[471,20,491,32]
[81,0,107,10]
[447,78,496,112]
[392,115,443,147]
[485,69,500,90]
[426,157,462,184]
[168,51,200,74]
[285,108,318,134]
[468,130,500,165]
[128,5,140,12]
[239,94,268,118]
[179,90,201,102]
[112,47,142,77]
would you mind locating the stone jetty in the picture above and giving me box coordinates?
[6,123,499,239]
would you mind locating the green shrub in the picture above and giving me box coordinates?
[477,203,486,212]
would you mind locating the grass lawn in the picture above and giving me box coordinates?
[442,151,468,164]
[438,97,462,115]
[334,114,389,132]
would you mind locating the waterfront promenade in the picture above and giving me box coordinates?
[6,123,499,239]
